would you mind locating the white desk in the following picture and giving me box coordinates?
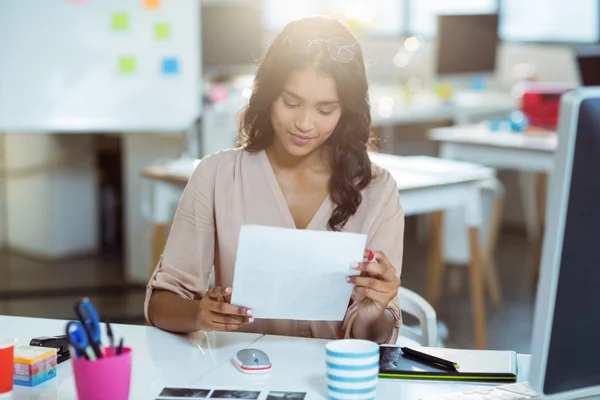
[428,124,556,172]
[141,154,496,349]
[1,316,530,400]
[428,124,557,279]
[1,315,262,400]
[369,86,517,128]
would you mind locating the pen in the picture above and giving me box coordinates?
[106,321,115,356]
[364,250,376,263]
[116,338,124,356]
[401,347,460,371]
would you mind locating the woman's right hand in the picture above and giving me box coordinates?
[197,286,254,331]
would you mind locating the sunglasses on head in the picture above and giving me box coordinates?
[283,30,358,64]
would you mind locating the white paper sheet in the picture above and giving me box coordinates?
[230,225,368,321]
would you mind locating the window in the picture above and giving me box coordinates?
[408,0,498,36]
[262,0,405,36]
[262,0,600,42]
[262,0,321,32]
[327,0,405,36]
[500,0,599,43]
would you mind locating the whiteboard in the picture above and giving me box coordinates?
[500,0,599,43]
[0,0,201,132]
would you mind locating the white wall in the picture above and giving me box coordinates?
[497,43,579,84]
[122,133,183,284]
[0,135,6,249]
[359,38,579,86]
[4,134,98,259]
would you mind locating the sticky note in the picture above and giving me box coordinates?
[112,13,129,31]
[155,23,171,40]
[119,57,136,74]
[162,57,179,75]
[144,0,160,9]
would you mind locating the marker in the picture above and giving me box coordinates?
[363,250,376,263]
[401,347,460,371]
[105,321,115,356]
[367,250,375,262]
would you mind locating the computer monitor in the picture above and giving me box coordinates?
[435,13,499,77]
[574,46,600,86]
[201,1,263,78]
[529,87,600,399]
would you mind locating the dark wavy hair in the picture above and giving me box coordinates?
[238,16,376,231]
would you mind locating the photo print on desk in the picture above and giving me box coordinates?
[266,391,307,400]
[380,345,402,370]
[157,387,210,398]
[210,390,261,399]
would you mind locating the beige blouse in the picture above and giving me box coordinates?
[144,148,405,344]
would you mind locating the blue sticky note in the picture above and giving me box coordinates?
[162,57,179,75]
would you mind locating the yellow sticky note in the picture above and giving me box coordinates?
[144,0,160,9]
[155,23,170,40]
[118,57,136,74]
[112,13,129,31]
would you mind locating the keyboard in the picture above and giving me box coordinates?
[420,382,540,400]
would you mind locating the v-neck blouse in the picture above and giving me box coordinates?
[259,151,332,230]
[144,148,405,344]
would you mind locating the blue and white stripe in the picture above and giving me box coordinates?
[325,340,379,400]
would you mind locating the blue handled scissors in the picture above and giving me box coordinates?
[74,298,103,359]
[66,320,96,360]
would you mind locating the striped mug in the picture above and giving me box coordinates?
[325,339,380,400]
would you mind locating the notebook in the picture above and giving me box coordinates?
[379,345,518,382]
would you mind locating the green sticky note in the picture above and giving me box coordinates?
[155,22,170,39]
[118,57,136,73]
[112,13,129,30]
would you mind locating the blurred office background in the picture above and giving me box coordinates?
[0,0,599,352]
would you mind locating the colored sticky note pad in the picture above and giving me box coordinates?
[112,13,129,30]
[155,23,171,40]
[162,58,179,75]
[119,57,136,73]
[144,0,160,9]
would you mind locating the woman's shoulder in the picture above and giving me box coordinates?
[196,147,245,167]
[190,147,261,184]
[193,147,257,173]
[366,159,400,197]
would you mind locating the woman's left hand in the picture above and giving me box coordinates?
[347,250,401,316]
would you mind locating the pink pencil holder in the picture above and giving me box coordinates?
[72,347,132,400]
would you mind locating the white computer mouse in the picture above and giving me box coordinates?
[233,348,272,374]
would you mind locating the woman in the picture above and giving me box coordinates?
[145,15,404,344]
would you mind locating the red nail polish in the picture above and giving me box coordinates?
[368,250,375,261]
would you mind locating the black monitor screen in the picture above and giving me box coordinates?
[544,98,600,394]
[578,57,600,86]
[436,13,499,75]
